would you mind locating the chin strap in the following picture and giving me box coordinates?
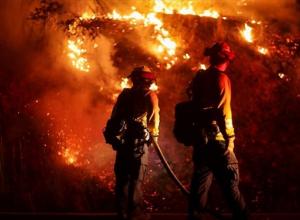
[150,136,226,220]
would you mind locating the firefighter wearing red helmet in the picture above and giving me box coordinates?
[187,42,249,220]
[104,66,159,220]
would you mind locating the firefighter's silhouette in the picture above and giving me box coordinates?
[186,42,249,220]
[104,66,159,220]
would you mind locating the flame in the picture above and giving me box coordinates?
[183,53,191,60]
[240,23,253,43]
[250,19,262,25]
[153,0,219,18]
[153,0,173,14]
[200,63,207,70]
[278,73,285,79]
[120,78,130,89]
[119,78,158,91]
[80,11,96,20]
[107,9,177,67]
[149,82,159,91]
[67,39,90,72]
[107,2,220,69]
[66,2,221,72]
[257,46,269,55]
[198,9,220,19]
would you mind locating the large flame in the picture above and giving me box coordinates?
[107,9,178,69]
[65,2,222,72]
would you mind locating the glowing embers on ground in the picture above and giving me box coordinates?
[58,147,79,165]
[57,132,92,167]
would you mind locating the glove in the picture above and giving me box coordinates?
[152,135,159,144]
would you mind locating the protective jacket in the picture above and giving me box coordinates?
[189,67,235,142]
[111,88,159,136]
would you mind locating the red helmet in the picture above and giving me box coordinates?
[204,42,235,61]
[128,66,156,81]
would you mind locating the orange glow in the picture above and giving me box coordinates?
[240,23,254,43]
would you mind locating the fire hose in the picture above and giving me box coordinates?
[150,136,225,220]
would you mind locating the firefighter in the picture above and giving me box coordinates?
[187,42,248,220]
[104,66,159,220]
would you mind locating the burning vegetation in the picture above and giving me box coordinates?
[0,0,300,213]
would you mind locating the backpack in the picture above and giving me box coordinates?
[173,101,197,146]
[103,117,126,150]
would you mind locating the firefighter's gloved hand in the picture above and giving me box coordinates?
[152,136,159,144]
[143,128,150,142]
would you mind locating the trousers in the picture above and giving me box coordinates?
[114,146,148,220]
[189,141,248,220]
